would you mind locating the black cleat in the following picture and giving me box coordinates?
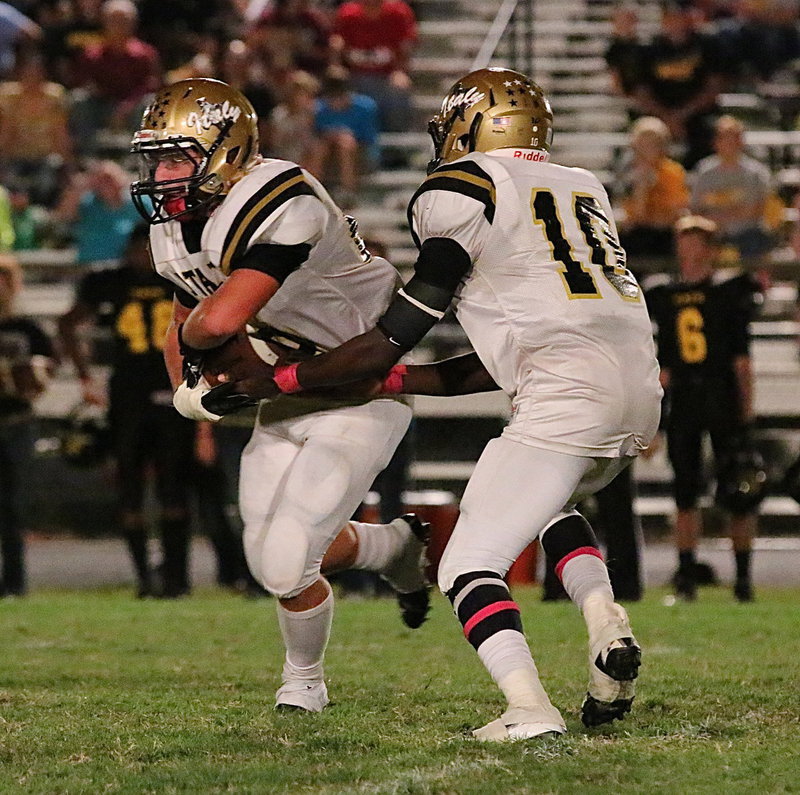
[598,639,642,682]
[673,570,697,602]
[582,694,635,727]
[582,637,641,728]
[389,514,431,629]
[734,579,754,602]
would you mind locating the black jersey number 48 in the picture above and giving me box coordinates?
[531,189,640,302]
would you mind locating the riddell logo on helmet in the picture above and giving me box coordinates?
[512,150,548,161]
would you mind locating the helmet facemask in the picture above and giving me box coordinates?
[427,108,483,175]
[129,78,259,224]
[131,122,234,224]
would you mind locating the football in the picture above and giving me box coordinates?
[201,332,277,387]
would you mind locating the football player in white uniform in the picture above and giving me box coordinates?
[129,78,430,713]
[233,68,663,740]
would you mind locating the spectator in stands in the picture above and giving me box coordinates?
[615,116,690,264]
[264,68,319,163]
[0,184,14,251]
[0,255,55,597]
[0,2,41,77]
[605,2,645,114]
[52,159,141,265]
[330,0,416,136]
[8,181,50,250]
[137,0,234,73]
[247,0,331,79]
[633,1,727,168]
[728,0,800,83]
[58,225,196,598]
[218,39,277,149]
[645,215,760,602]
[0,49,72,208]
[690,115,775,263]
[70,0,161,155]
[38,0,103,87]
[164,31,219,84]
[304,64,380,209]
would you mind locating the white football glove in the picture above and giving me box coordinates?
[173,377,223,422]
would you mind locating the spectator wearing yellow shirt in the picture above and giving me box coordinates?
[615,116,690,266]
[0,49,72,207]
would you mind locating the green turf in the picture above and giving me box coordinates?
[1,587,800,794]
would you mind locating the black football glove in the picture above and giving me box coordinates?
[201,381,260,416]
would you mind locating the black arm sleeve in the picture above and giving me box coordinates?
[230,242,312,284]
[377,236,472,351]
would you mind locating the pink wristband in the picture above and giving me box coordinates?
[381,364,408,394]
[273,363,302,394]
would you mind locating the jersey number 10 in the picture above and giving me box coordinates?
[531,189,640,302]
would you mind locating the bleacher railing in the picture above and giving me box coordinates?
[472,0,535,73]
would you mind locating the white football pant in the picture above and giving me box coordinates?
[239,399,412,599]
[437,436,633,593]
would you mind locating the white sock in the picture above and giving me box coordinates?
[277,585,333,679]
[477,630,552,709]
[560,554,614,612]
[351,519,406,572]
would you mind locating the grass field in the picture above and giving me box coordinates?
[2,586,800,794]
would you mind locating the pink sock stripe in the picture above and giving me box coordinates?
[273,363,302,394]
[381,364,408,394]
[463,600,520,638]
[555,546,604,580]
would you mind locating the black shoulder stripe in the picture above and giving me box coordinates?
[406,160,496,247]
[220,167,316,274]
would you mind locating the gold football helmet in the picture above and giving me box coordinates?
[427,67,553,173]
[130,78,259,223]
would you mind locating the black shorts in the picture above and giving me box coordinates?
[666,379,740,510]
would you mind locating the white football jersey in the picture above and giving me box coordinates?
[149,158,402,420]
[409,150,662,457]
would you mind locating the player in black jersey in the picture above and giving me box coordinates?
[0,256,55,597]
[59,225,228,597]
[645,215,760,601]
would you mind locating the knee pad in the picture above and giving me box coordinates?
[445,570,523,650]
[254,524,318,599]
[540,512,602,580]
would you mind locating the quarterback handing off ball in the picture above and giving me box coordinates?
[200,330,275,388]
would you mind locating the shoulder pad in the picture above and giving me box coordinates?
[215,162,318,274]
[407,158,496,242]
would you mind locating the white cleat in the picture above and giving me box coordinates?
[275,678,329,713]
[381,514,431,629]
[581,595,641,727]
[473,706,567,742]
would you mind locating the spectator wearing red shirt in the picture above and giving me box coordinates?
[70,0,161,155]
[331,0,416,134]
